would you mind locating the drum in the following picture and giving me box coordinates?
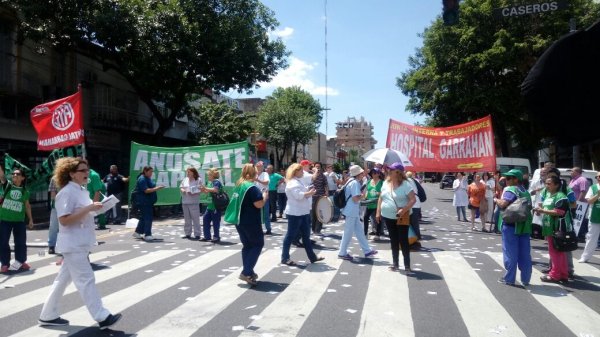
[359,199,378,206]
[316,196,334,223]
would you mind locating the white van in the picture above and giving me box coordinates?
[496,157,532,175]
[531,168,597,187]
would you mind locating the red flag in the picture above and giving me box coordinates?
[30,89,85,151]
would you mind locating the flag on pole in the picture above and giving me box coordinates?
[30,88,84,151]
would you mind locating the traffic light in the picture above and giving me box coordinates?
[443,0,459,26]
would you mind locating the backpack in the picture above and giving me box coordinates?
[413,178,427,202]
[333,179,353,209]
[211,183,230,212]
[501,188,532,223]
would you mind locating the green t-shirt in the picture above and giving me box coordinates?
[365,179,383,209]
[268,173,283,191]
[205,179,223,211]
[0,183,30,222]
[87,169,104,200]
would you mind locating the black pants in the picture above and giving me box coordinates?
[384,217,410,268]
[269,191,278,220]
[311,197,323,234]
[410,208,422,240]
[363,208,379,235]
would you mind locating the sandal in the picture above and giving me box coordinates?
[238,273,257,286]
[283,259,297,266]
[312,256,325,263]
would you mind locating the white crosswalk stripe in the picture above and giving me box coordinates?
[1,243,599,337]
[486,251,600,337]
[0,250,126,288]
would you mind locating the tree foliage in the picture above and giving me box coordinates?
[191,102,252,145]
[256,86,322,168]
[397,0,600,156]
[5,0,289,142]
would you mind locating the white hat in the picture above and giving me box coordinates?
[349,165,364,177]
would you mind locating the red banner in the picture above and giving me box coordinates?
[30,89,85,151]
[386,116,496,172]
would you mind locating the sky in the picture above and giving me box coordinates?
[227,0,444,148]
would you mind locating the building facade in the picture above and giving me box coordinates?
[335,116,377,156]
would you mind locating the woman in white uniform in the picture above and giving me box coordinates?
[39,157,121,330]
[452,172,469,222]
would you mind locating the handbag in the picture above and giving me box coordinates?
[552,217,578,252]
[392,188,410,226]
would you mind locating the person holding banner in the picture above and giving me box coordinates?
[581,174,600,263]
[180,167,202,240]
[132,166,165,242]
[224,163,268,286]
[39,157,121,329]
[0,167,33,273]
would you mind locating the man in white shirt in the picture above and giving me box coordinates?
[254,161,271,234]
[325,165,341,221]
[300,160,313,186]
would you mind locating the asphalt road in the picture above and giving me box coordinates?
[1,182,599,337]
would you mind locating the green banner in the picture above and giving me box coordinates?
[4,145,84,192]
[129,141,249,205]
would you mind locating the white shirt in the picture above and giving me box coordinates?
[285,178,311,216]
[301,170,313,187]
[255,171,269,191]
[485,178,496,199]
[55,181,97,253]
[325,171,338,191]
[180,177,202,205]
[407,178,422,208]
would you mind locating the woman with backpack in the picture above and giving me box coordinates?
[0,167,33,273]
[201,168,223,243]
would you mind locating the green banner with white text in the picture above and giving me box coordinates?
[129,141,249,205]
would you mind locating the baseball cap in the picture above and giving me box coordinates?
[388,162,405,171]
[300,159,311,166]
[502,169,523,181]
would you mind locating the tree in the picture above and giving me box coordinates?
[6,0,289,143]
[190,102,253,145]
[256,86,322,168]
[397,0,600,156]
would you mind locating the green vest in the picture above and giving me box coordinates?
[541,191,570,237]
[498,185,532,235]
[224,181,254,225]
[0,183,29,222]
[590,184,600,223]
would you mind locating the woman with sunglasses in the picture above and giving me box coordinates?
[38,157,121,329]
[0,166,33,273]
[580,173,600,263]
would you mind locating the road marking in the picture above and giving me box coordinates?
[9,249,238,337]
[0,250,126,288]
[238,249,342,336]
[434,251,526,337]
[135,248,285,337]
[486,252,600,337]
[357,249,414,337]
[1,249,182,317]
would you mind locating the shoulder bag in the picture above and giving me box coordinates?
[552,217,578,252]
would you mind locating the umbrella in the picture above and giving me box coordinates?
[362,148,413,167]
[521,19,600,145]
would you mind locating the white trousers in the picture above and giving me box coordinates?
[182,204,201,236]
[40,251,110,322]
[581,222,600,262]
[338,216,372,256]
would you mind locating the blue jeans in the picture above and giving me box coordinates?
[282,214,317,263]
[410,208,422,240]
[48,208,59,247]
[203,209,221,240]
[329,191,340,221]
[456,206,467,221]
[277,193,287,215]
[262,201,271,232]
[236,222,264,277]
[501,224,532,285]
[0,220,27,266]
[135,204,154,236]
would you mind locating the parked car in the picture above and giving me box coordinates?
[439,174,455,189]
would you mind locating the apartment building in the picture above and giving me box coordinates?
[335,116,377,153]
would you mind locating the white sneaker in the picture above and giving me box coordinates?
[578,258,588,263]
[132,232,142,239]
[143,235,154,242]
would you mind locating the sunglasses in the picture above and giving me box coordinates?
[12,172,22,176]
[596,176,600,179]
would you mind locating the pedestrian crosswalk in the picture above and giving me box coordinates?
[1,243,599,337]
